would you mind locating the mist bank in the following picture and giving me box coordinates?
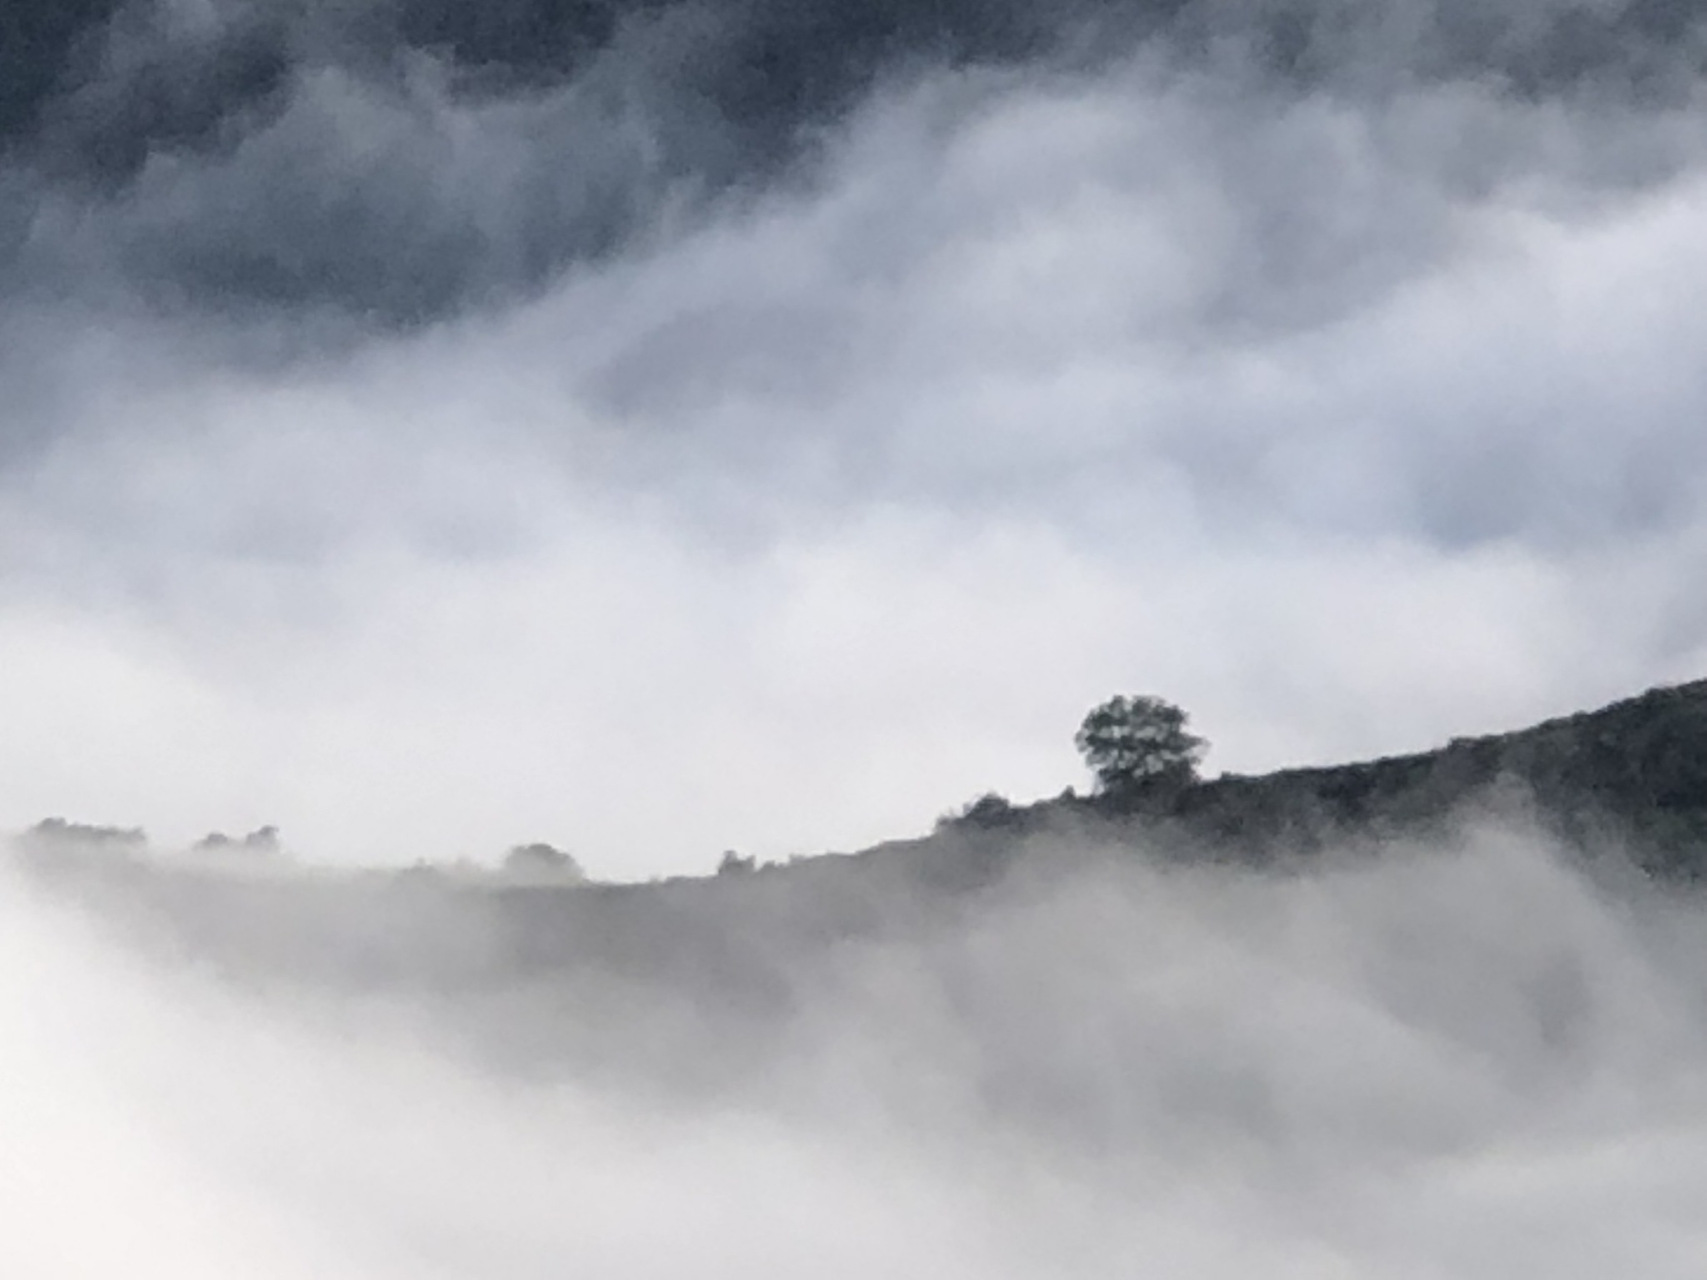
[9,811,1707,1275]
[13,786,1707,1129]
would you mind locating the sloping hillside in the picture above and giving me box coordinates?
[1112,677,1707,875]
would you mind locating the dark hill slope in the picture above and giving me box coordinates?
[946,677,1707,877]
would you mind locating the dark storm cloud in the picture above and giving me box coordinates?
[1,0,1124,322]
[3,0,1706,324]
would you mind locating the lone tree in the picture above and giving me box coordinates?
[503,842,585,882]
[1075,695,1207,795]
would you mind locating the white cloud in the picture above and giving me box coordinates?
[3,56,1707,872]
[9,825,1707,1275]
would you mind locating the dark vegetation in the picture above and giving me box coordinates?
[18,816,146,853]
[928,679,1707,877]
[1074,693,1207,795]
[193,825,282,856]
[503,841,586,880]
[1100,678,1707,877]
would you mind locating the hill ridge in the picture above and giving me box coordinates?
[933,677,1707,878]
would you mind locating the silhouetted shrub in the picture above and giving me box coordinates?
[717,850,757,876]
[194,826,281,856]
[937,792,1020,831]
[504,843,585,881]
[21,818,147,853]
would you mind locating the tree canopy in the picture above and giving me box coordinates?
[1075,695,1207,794]
[504,842,585,882]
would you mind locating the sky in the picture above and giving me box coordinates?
[4,0,1707,876]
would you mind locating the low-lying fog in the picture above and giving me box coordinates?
[8,823,1706,1277]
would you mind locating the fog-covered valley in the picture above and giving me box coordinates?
[10,789,1707,1276]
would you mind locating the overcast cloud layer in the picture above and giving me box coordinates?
[4,0,1707,871]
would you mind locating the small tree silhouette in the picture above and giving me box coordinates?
[503,843,585,882]
[1075,695,1207,795]
[193,826,281,856]
[23,818,146,854]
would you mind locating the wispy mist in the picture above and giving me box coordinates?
[9,821,1707,1275]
